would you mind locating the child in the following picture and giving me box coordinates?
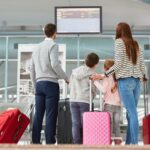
[69,53,99,144]
[94,59,122,145]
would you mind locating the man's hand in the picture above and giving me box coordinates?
[90,73,104,80]
[66,80,69,84]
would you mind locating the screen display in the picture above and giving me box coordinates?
[55,7,102,34]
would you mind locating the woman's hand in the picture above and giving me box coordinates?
[90,73,104,80]
[143,75,148,82]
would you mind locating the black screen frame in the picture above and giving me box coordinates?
[55,6,102,34]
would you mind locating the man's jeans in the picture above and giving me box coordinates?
[70,102,89,144]
[118,77,141,144]
[32,81,59,144]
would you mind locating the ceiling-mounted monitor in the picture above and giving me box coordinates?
[55,6,102,34]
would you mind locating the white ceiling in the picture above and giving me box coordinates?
[0,0,150,30]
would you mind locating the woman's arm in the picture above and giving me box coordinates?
[105,39,124,77]
[139,48,146,76]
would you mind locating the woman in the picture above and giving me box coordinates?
[91,22,146,144]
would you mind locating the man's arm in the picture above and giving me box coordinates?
[50,44,69,82]
[29,57,36,90]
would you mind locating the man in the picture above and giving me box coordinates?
[30,23,69,144]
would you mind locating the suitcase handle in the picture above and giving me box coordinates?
[18,114,22,122]
[89,79,92,111]
[89,79,95,112]
[26,103,35,117]
[90,79,103,112]
[143,79,149,116]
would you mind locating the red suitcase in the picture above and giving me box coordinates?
[0,108,30,143]
[143,115,150,144]
[143,81,150,144]
[83,80,111,145]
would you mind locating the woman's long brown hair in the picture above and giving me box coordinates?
[116,22,139,65]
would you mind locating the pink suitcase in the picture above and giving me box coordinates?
[83,80,111,145]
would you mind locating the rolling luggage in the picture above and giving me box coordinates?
[143,81,150,144]
[57,98,73,144]
[0,108,30,143]
[83,80,111,145]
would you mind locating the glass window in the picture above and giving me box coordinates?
[8,37,43,59]
[79,37,114,60]
[134,37,150,59]
[0,35,149,123]
[56,37,78,59]
[0,37,6,59]
[7,61,17,102]
[0,61,5,102]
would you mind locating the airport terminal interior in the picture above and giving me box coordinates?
[0,0,150,149]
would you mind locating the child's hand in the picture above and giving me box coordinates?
[90,73,104,80]
[111,82,117,93]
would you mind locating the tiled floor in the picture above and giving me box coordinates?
[1,145,150,150]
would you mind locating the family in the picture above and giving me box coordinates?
[30,22,146,145]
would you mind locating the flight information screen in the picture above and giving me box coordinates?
[55,7,102,34]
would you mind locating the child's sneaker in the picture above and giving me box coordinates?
[114,139,122,145]
[111,137,122,145]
